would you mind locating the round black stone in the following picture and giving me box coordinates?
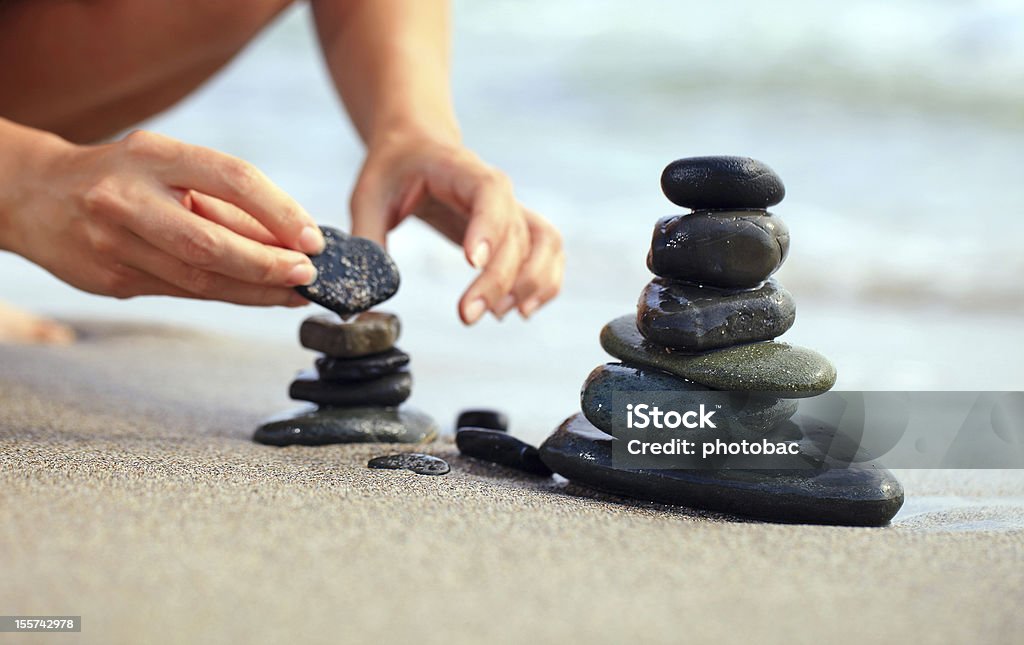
[455,409,509,432]
[289,369,411,407]
[315,348,410,381]
[660,156,785,210]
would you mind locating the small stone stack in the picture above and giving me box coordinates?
[253,225,437,446]
[538,157,904,526]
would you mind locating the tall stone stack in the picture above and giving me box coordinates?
[538,157,904,526]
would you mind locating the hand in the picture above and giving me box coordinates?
[351,132,564,324]
[3,129,325,306]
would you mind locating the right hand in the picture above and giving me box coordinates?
[4,129,325,306]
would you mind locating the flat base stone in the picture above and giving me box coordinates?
[295,226,400,317]
[253,405,437,446]
[538,413,904,527]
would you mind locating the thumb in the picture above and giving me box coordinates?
[349,180,390,247]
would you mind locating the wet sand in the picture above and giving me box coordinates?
[1,321,1022,644]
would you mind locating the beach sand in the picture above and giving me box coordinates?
[1,321,1022,644]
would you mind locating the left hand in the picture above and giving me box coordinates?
[350,132,564,325]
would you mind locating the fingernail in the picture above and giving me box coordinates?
[470,241,491,268]
[521,297,541,318]
[464,298,487,324]
[299,226,326,255]
[286,263,317,286]
[494,294,516,318]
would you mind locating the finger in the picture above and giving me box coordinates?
[186,190,281,246]
[115,231,309,307]
[513,212,564,317]
[125,192,318,288]
[349,177,393,246]
[459,219,529,324]
[126,131,325,254]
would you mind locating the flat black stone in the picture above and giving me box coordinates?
[600,314,836,397]
[289,369,411,407]
[315,348,410,381]
[538,413,904,526]
[368,453,450,476]
[660,156,785,210]
[456,429,552,476]
[253,405,437,446]
[456,409,509,432]
[646,211,790,288]
[636,278,796,352]
[580,363,797,435]
[300,312,399,358]
[295,226,400,317]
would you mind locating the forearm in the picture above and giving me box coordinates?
[312,0,459,147]
[0,117,71,253]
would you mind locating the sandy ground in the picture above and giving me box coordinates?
[1,321,1022,645]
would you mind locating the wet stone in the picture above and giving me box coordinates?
[295,226,400,317]
[538,413,905,526]
[660,156,785,210]
[580,362,797,435]
[456,429,552,476]
[289,369,411,407]
[368,453,450,476]
[314,348,410,381]
[600,314,836,397]
[299,312,400,358]
[646,212,790,289]
[636,278,796,352]
[253,405,437,446]
[456,409,509,432]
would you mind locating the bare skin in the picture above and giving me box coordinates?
[0,0,564,343]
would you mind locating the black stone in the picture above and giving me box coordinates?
[299,312,399,358]
[538,413,904,526]
[295,226,400,317]
[646,211,790,288]
[289,369,411,407]
[660,156,785,210]
[580,363,797,435]
[368,453,450,476]
[315,348,410,381]
[456,429,552,476]
[636,278,796,352]
[253,405,437,446]
[456,409,509,432]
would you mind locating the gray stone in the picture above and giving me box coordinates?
[295,226,400,317]
[600,314,836,397]
[368,453,450,476]
[299,312,399,358]
[646,211,790,288]
[660,156,785,210]
[538,413,904,526]
[636,278,796,352]
[455,429,552,476]
[289,369,411,407]
[580,363,797,434]
[253,405,437,446]
[315,348,410,381]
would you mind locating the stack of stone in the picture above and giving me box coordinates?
[253,225,437,446]
[538,157,904,526]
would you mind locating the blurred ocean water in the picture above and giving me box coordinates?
[3,0,1023,440]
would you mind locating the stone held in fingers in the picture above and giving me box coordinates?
[456,429,552,476]
[295,226,400,317]
[299,312,400,358]
[314,348,410,381]
[456,409,509,432]
[289,369,411,407]
[660,156,785,210]
[538,413,904,527]
[600,315,836,397]
[636,278,796,352]
[646,212,790,289]
[253,405,437,446]
[368,453,450,476]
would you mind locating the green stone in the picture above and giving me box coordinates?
[599,314,836,397]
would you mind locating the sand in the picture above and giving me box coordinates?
[1,320,1022,645]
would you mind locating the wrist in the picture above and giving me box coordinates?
[366,112,461,152]
[0,121,73,253]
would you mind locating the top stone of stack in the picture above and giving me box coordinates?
[660,156,785,210]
